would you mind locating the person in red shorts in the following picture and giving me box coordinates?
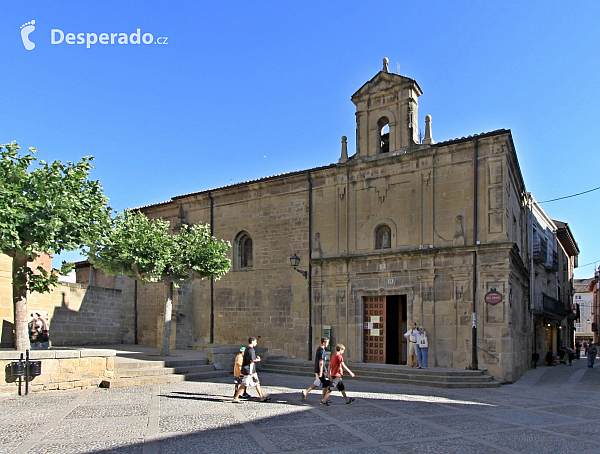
[321,343,355,406]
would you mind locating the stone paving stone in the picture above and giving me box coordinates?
[397,436,510,453]
[83,388,153,405]
[550,422,600,442]
[377,399,460,415]
[317,447,398,454]
[262,423,365,451]
[461,394,549,408]
[44,416,148,442]
[0,447,15,454]
[347,417,437,442]
[535,403,600,419]
[0,421,39,446]
[421,413,520,433]
[1,392,79,408]
[238,403,320,428]
[481,409,568,426]
[159,431,265,454]
[251,407,325,428]
[315,403,401,422]
[476,429,599,453]
[26,439,144,454]
[159,395,230,416]
[65,403,150,419]
[159,413,244,433]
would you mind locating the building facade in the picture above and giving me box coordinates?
[528,199,579,361]
[1,62,579,384]
[137,62,539,382]
[574,278,594,344]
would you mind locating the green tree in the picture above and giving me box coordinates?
[88,209,231,356]
[0,142,112,350]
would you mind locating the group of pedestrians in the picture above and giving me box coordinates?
[232,337,271,403]
[404,322,429,368]
[232,336,356,405]
[232,328,430,405]
[300,337,355,406]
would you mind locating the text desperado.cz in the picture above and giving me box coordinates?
[51,29,168,48]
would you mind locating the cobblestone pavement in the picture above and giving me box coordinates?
[1,357,599,454]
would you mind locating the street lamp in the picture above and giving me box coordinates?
[289,254,308,279]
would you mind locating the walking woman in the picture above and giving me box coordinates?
[416,326,429,369]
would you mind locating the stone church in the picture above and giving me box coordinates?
[137,59,532,383]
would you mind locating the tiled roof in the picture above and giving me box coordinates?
[575,278,594,293]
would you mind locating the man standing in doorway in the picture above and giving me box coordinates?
[404,322,418,367]
[302,337,329,402]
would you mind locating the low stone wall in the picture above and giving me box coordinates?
[203,346,268,371]
[0,348,116,395]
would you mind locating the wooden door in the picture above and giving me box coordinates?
[363,296,386,363]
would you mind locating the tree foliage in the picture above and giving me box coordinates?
[88,209,231,284]
[0,141,112,350]
[88,209,231,356]
[0,141,112,293]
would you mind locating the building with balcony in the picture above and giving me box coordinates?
[574,278,594,344]
[529,200,579,362]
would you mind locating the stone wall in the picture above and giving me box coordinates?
[0,348,115,395]
[33,280,135,346]
[0,271,135,348]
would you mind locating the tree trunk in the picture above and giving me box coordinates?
[160,281,173,356]
[12,253,29,351]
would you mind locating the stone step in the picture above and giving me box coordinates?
[113,358,208,370]
[100,370,229,388]
[115,364,217,378]
[263,359,488,377]
[260,363,494,384]
[259,360,500,389]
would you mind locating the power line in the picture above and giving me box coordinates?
[539,186,600,203]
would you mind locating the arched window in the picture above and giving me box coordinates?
[234,231,253,269]
[378,117,390,154]
[375,225,391,250]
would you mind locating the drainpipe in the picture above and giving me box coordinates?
[472,137,479,370]
[308,172,313,360]
[134,280,138,344]
[528,194,535,355]
[89,265,94,289]
[208,191,215,344]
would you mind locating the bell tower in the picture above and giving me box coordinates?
[351,58,423,159]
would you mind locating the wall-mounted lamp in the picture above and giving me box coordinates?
[289,254,308,279]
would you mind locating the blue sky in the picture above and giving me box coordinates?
[2,1,599,279]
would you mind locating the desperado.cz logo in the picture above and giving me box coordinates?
[52,28,168,48]
[20,20,168,50]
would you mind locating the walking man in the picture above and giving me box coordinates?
[587,342,598,368]
[302,337,329,402]
[321,343,355,406]
[233,337,271,403]
[404,322,418,367]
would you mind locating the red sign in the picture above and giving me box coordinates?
[485,289,503,305]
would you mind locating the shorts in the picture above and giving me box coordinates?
[242,373,260,388]
[312,374,330,388]
[234,376,243,385]
[328,376,344,392]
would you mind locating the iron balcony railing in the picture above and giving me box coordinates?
[533,235,548,264]
[545,251,559,272]
[533,293,570,318]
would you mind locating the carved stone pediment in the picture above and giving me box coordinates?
[352,71,422,104]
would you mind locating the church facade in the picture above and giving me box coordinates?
[139,61,535,383]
